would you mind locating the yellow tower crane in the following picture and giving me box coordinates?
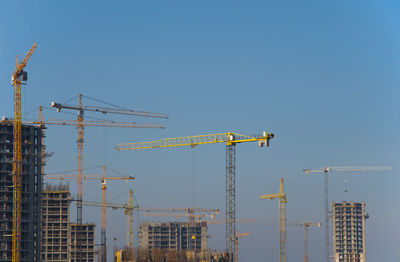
[10,43,37,262]
[234,232,251,262]
[44,170,134,262]
[49,94,168,225]
[260,178,287,262]
[302,165,391,262]
[115,131,274,262]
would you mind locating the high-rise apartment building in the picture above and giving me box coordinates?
[41,184,70,261]
[331,201,366,262]
[139,222,208,252]
[0,122,44,262]
[69,224,95,262]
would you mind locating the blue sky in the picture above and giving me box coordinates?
[1,1,399,261]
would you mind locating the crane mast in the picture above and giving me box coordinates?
[101,166,107,262]
[302,165,391,262]
[77,95,84,224]
[260,178,287,262]
[11,43,36,262]
[126,189,133,249]
[116,131,274,262]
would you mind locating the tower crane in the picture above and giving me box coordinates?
[302,165,391,262]
[260,178,287,262]
[300,222,320,262]
[115,131,274,261]
[284,222,320,262]
[81,189,137,249]
[44,169,134,262]
[234,232,251,262]
[10,42,37,262]
[206,219,255,260]
[49,94,168,225]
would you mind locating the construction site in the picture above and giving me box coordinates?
[1,2,398,262]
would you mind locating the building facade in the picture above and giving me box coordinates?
[41,184,70,261]
[139,222,208,252]
[0,122,44,262]
[331,201,366,262]
[69,224,95,262]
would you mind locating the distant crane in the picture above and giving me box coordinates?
[301,222,320,262]
[10,42,37,262]
[115,131,274,261]
[44,169,134,262]
[260,178,287,262]
[49,94,167,225]
[302,166,391,262]
[82,189,137,249]
[206,219,256,225]
[285,222,320,262]
[207,220,255,260]
[140,212,216,221]
[138,207,220,222]
[234,232,251,262]
[82,197,220,249]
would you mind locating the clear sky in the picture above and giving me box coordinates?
[1,1,399,261]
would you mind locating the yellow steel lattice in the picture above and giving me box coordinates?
[116,132,273,150]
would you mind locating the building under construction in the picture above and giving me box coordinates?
[331,201,366,262]
[41,184,70,261]
[0,122,44,262]
[69,223,95,262]
[139,221,208,252]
